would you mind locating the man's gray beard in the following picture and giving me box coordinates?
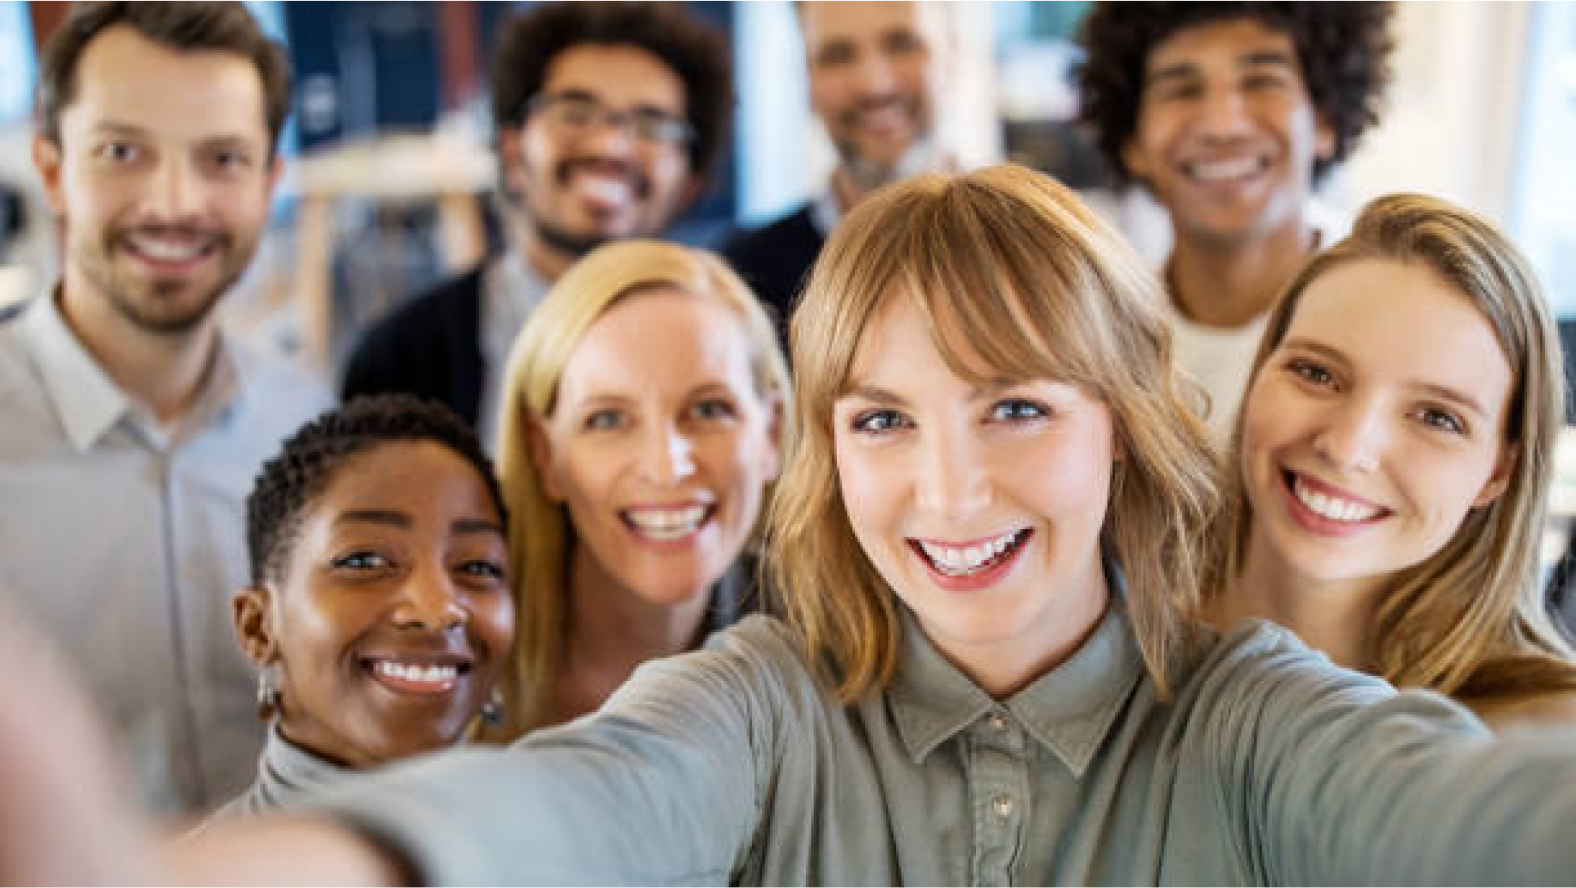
[839,137,943,192]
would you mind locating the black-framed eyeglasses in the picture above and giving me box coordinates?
[525,93,695,148]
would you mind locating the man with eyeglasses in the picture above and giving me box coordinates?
[722,1,952,336]
[343,2,731,442]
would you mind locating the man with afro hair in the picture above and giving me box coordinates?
[1077,2,1393,436]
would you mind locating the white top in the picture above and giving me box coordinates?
[0,292,331,813]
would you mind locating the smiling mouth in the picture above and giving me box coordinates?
[119,232,220,269]
[1185,155,1268,185]
[1284,471,1388,524]
[620,504,715,542]
[909,528,1032,578]
[360,657,471,696]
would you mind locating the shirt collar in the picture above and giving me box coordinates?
[808,189,841,239]
[21,288,244,452]
[886,567,1146,777]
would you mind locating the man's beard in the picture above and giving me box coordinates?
[837,134,942,193]
[77,227,241,336]
[516,158,658,260]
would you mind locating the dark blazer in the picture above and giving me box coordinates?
[342,266,487,427]
[720,204,825,339]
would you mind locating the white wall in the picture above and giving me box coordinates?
[1331,1,1530,224]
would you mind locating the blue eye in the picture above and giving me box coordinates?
[1417,407,1466,435]
[690,398,736,421]
[1287,359,1334,387]
[584,409,625,431]
[988,399,1048,422]
[852,409,909,433]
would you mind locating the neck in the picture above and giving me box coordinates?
[518,228,576,283]
[1166,217,1318,329]
[553,544,712,723]
[56,275,219,424]
[1211,528,1382,673]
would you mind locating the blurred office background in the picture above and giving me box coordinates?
[0,1,1572,365]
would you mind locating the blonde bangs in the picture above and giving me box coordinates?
[771,166,1220,701]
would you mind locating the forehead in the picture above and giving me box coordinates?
[1145,17,1302,76]
[313,440,494,517]
[848,291,999,387]
[541,43,686,113]
[558,287,756,399]
[62,24,270,146]
[800,1,936,48]
[1286,259,1512,392]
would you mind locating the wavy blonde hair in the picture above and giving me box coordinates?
[766,165,1221,701]
[491,240,791,737]
[1212,192,1576,699]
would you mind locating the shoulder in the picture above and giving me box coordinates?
[1472,690,1576,730]
[720,205,820,260]
[361,267,487,344]
[1174,620,1401,736]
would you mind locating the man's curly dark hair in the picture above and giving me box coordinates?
[489,1,733,179]
[1075,2,1394,185]
[246,394,507,586]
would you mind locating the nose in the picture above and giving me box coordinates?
[1196,80,1253,140]
[635,422,697,486]
[852,50,900,97]
[913,423,991,520]
[1312,396,1386,475]
[580,111,639,158]
[391,568,466,632]
[145,157,205,223]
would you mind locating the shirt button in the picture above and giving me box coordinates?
[992,794,1014,819]
[988,711,1008,732]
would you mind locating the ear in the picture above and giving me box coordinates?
[232,585,279,668]
[31,134,66,216]
[1120,138,1151,185]
[677,172,706,212]
[1472,442,1517,508]
[760,393,785,483]
[1313,113,1336,164]
[527,412,565,502]
[264,153,285,195]
[497,125,527,200]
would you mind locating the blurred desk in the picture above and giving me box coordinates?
[288,134,494,369]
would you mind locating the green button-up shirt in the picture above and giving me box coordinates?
[316,604,1576,884]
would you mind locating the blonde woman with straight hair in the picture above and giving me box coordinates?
[489,239,789,736]
[56,168,1576,884]
[1207,193,1576,725]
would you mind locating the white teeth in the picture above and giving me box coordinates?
[625,505,709,541]
[128,237,205,261]
[918,530,1023,577]
[373,661,457,684]
[1292,476,1381,523]
[1191,156,1260,182]
[574,174,634,206]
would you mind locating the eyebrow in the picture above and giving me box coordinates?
[546,87,680,117]
[335,509,411,529]
[452,518,505,537]
[1145,48,1295,87]
[839,378,1023,406]
[1279,338,1490,418]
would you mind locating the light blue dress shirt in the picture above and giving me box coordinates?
[0,292,331,813]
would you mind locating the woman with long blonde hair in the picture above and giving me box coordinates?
[1206,193,1576,725]
[490,239,788,736]
[38,168,1576,884]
